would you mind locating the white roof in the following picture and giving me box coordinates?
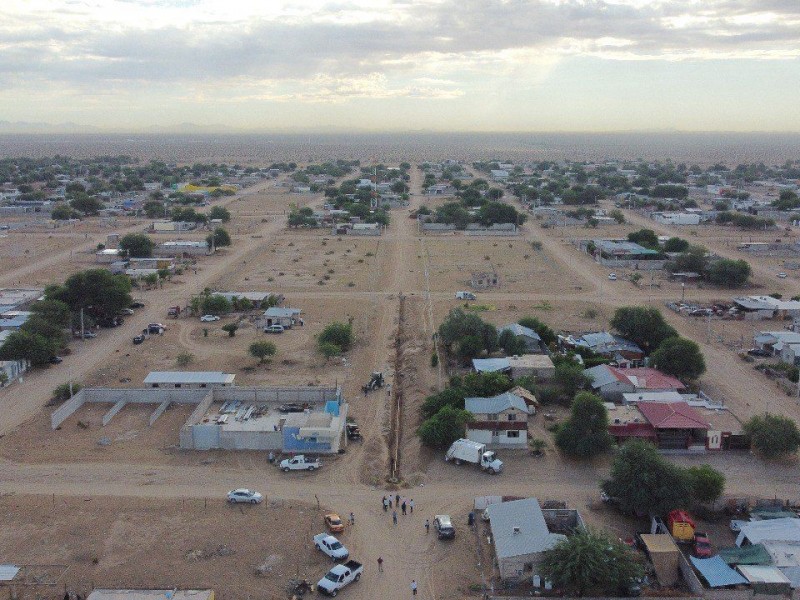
[144,371,235,385]
[486,498,565,560]
[737,565,792,585]
[737,518,800,546]
[0,565,19,581]
[761,541,800,568]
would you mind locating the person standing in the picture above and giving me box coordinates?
[411,580,418,596]
[410,499,415,514]
[349,512,355,525]
[382,496,388,512]
[401,500,407,515]
[424,519,430,534]
[395,493,400,505]
[392,510,398,525]
[377,556,384,572]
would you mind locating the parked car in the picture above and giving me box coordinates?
[133,334,145,345]
[129,301,145,309]
[313,533,349,561]
[264,324,285,333]
[778,272,788,278]
[117,308,135,316]
[434,515,455,540]
[49,356,63,364]
[608,273,617,281]
[148,323,166,334]
[455,291,477,300]
[279,455,322,472]
[73,331,97,339]
[693,531,712,558]
[226,489,263,504]
[278,403,306,413]
[324,513,345,533]
[200,314,220,322]
[316,560,362,597]
[747,348,771,357]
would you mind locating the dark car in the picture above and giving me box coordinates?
[49,356,63,364]
[133,334,145,345]
[279,403,306,413]
[747,348,771,357]
[434,515,455,540]
[130,301,145,309]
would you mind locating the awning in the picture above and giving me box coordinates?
[0,565,20,581]
[691,555,748,588]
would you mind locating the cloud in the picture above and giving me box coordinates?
[0,0,799,101]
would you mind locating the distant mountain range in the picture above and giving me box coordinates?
[0,121,235,134]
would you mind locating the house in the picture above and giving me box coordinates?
[486,498,567,581]
[652,212,702,225]
[509,385,539,412]
[263,307,301,328]
[150,220,197,232]
[580,239,665,270]
[143,371,235,389]
[753,331,800,363]
[497,323,543,353]
[472,355,555,381]
[737,518,800,547]
[585,365,685,400]
[562,331,644,365]
[0,311,31,331]
[464,392,529,447]
[95,248,124,263]
[282,406,345,453]
[608,401,709,451]
[0,359,27,386]
[490,169,509,181]
[153,240,211,257]
[735,296,800,321]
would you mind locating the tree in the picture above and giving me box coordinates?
[610,306,677,353]
[417,406,473,448]
[176,352,194,367]
[651,337,706,380]
[69,194,103,215]
[627,228,659,249]
[687,464,725,506]
[0,372,8,387]
[52,382,82,402]
[421,387,466,419]
[143,200,166,218]
[608,209,625,224]
[318,322,354,353]
[0,330,57,366]
[47,269,132,321]
[21,314,67,349]
[555,392,612,458]
[206,227,231,249]
[602,439,693,516]
[498,329,527,356]
[667,245,708,274]
[518,316,556,346]
[51,204,79,220]
[460,372,513,397]
[553,361,591,400]
[119,233,155,258]
[540,528,643,597]
[221,323,238,337]
[201,295,231,315]
[707,259,751,288]
[478,202,526,226]
[208,206,231,222]
[249,341,277,364]
[743,414,800,458]
[30,299,70,328]
[663,237,690,253]
[456,335,484,363]
[318,341,342,360]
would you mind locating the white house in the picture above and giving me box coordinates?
[465,392,529,448]
[0,359,27,386]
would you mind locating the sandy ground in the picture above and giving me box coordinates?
[3,165,800,599]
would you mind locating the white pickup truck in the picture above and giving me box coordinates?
[313,533,349,561]
[279,455,322,472]
[317,560,363,597]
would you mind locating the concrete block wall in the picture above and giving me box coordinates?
[51,390,87,429]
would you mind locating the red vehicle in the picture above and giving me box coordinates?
[693,532,712,558]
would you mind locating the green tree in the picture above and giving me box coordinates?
[602,439,693,516]
[456,335,484,363]
[47,269,132,321]
[743,414,800,458]
[517,316,556,346]
[627,228,659,249]
[555,392,612,458]
[51,204,79,220]
[0,372,8,387]
[421,387,466,419]
[221,323,238,337]
[69,194,103,215]
[651,337,706,380]
[206,227,232,249]
[119,233,155,258]
[143,200,166,218]
[498,329,527,356]
[687,464,725,506]
[200,295,231,315]
[30,299,70,328]
[52,382,82,402]
[553,361,591,400]
[667,245,708,274]
[318,322,354,353]
[540,528,644,597]
[21,314,67,349]
[318,341,342,360]
[707,258,751,288]
[460,372,513,397]
[610,306,677,353]
[249,341,277,364]
[663,237,690,253]
[478,202,526,226]
[208,206,231,222]
[417,406,473,448]
[0,330,57,366]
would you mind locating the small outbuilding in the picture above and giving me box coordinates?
[144,371,235,389]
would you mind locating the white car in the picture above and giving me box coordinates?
[226,489,263,504]
[313,533,349,561]
[200,314,221,322]
[778,273,788,279]
[608,273,617,281]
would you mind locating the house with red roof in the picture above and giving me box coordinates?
[584,364,685,401]
[609,401,710,451]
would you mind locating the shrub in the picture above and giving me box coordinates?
[743,414,800,458]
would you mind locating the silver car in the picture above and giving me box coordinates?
[226,488,264,504]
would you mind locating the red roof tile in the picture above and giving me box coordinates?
[609,367,685,390]
[637,402,709,430]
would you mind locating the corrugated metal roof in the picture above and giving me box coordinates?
[486,498,565,560]
[738,518,800,546]
[144,371,235,385]
[498,323,541,341]
[472,358,510,373]
[465,392,529,415]
[690,556,748,588]
[718,544,772,566]
[737,565,792,584]
[264,307,301,318]
[0,565,19,581]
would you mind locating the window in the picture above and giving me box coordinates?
[151,383,159,388]
[175,383,182,388]
[200,383,207,388]
[507,413,517,421]
[492,430,500,437]
[487,414,499,421]
[506,431,520,438]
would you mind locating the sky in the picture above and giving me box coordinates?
[1,0,799,132]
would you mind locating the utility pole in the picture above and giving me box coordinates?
[80,307,85,343]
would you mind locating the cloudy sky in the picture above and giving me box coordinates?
[2,0,799,132]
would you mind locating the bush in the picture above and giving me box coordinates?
[176,352,194,367]
[119,233,155,258]
[430,352,439,368]
[553,361,590,400]
[318,342,342,360]
[743,414,800,458]
[318,322,353,354]
[221,323,238,337]
[555,392,612,459]
[52,382,82,402]
[687,464,725,506]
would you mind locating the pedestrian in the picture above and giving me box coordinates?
[377,556,384,572]
[393,510,398,525]
[401,501,407,515]
[411,580,417,596]
[425,519,430,534]
[387,496,392,508]
[382,496,387,512]
[349,512,355,525]
[410,499,414,513]
[395,493,400,505]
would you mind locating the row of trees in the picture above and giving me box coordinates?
[666,244,752,288]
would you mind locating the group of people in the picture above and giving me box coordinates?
[382,493,415,522]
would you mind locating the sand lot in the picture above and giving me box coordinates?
[3,162,800,599]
